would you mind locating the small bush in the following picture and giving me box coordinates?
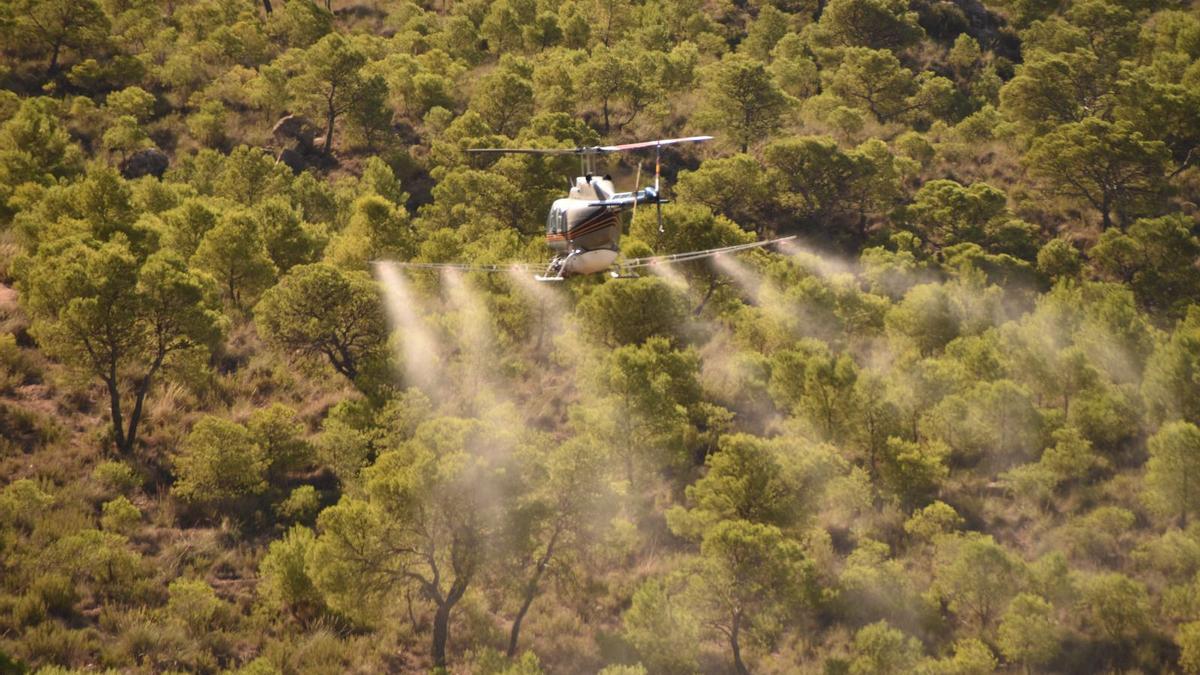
[0,479,54,529]
[173,416,268,506]
[17,621,100,667]
[0,333,38,392]
[166,578,226,633]
[31,573,79,617]
[12,593,47,627]
[258,526,323,619]
[0,402,61,455]
[92,460,141,495]
[101,496,142,534]
[277,485,321,523]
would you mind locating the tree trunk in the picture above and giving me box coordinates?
[428,571,471,670]
[47,40,62,77]
[507,587,537,658]
[125,352,163,456]
[106,377,129,454]
[431,602,451,669]
[261,0,272,12]
[731,611,749,675]
[508,527,561,657]
[125,382,150,458]
[228,275,239,311]
[1100,193,1113,230]
[324,86,337,153]
[693,278,719,316]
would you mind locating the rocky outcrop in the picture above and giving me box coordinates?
[276,147,307,174]
[272,114,319,152]
[271,114,326,174]
[119,148,169,179]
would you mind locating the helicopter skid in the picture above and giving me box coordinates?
[537,248,619,281]
[563,248,618,276]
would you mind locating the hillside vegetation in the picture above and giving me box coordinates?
[1,0,1200,673]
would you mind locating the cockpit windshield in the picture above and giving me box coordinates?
[546,205,566,234]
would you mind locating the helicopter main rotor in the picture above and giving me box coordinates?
[467,135,712,175]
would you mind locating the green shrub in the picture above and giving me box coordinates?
[91,461,141,495]
[0,402,61,455]
[0,333,37,392]
[17,621,99,668]
[166,578,226,633]
[172,416,268,505]
[1179,620,1200,674]
[277,485,321,523]
[31,573,78,617]
[248,403,314,480]
[234,656,283,675]
[12,593,47,627]
[0,479,53,530]
[258,525,323,619]
[187,100,228,148]
[621,580,698,675]
[598,667,648,675]
[100,496,141,534]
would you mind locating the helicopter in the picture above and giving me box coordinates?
[386,136,793,280]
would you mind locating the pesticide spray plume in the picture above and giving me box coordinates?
[710,252,764,303]
[506,267,570,327]
[647,261,690,291]
[441,268,523,420]
[710,252,799,325]
[374,261,444,396]
[777,238,860,282]
[442,268,494,362]
[505,267,597,371]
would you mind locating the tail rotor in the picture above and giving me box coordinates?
[655,142,663,234]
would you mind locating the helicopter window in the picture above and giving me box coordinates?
[546,207,565,234]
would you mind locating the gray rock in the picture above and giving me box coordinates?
[119,148,169,179]
[272,114,317,151]
[277,147,307,174]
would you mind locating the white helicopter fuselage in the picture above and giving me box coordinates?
[543,175,660,278]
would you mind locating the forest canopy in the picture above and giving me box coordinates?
[1,0,1200,673]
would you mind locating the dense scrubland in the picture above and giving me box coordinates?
[1,0,1200,672]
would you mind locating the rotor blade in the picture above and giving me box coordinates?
[469,136,714,156]
[465,147,581,155]
[370,260,539,273]
[619,236,797,269]
[597,136,714,152]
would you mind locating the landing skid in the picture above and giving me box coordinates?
[536,256,566,282]
[374,236,797,280]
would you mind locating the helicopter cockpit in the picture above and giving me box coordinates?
[546,202,568,235]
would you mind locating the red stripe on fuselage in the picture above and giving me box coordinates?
[567,211,618,238]
[546,209,618,245]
